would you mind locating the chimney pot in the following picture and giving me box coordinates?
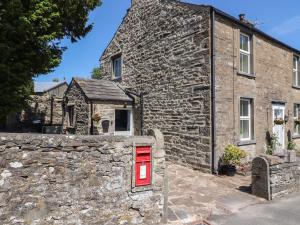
[239,13,246,21]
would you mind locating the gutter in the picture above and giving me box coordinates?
[210,7,217,174]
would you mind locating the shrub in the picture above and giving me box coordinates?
[287,140,296,150]
[222,145,247,166]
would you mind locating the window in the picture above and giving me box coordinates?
[68,105,74,127]
[240,33,251,74]
[115,109,132,135]
[112,56,122,79]
[294,104,300,135]
[240,98,253,141]
[293,56,299,86]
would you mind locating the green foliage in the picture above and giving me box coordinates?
[266,133,279,155]
[91,66,102,79]
[0,0,101,123]
[222,145,247,166]
[52,78,59,82]
[287,140,297,150]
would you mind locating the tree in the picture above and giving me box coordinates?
[52,78,60,82]
[91,66,102,79]
[0,0,101,123]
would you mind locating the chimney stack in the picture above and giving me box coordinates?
[239,14,246,22]
[238,13,255,27]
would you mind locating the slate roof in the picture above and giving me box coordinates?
[73,78,133,102]
[34,81,67,93]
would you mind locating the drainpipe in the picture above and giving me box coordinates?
[140,92,144,136]
[123,89,146,136]
[210,7,217,174]
[90,102,94,135]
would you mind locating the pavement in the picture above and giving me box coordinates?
[166,163,265,225]
[209,192,300,225]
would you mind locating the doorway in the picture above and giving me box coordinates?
[272,104,285,148]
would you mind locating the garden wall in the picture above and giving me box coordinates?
[252,154,300,200]
[0,130,166,224]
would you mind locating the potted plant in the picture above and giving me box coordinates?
[220,145,247,176]
[92,112,101,123]
[274,118,285,125]
[294,118,300,125]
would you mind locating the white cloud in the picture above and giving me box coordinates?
[270,16,300,36]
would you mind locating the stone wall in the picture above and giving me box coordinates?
[0,132,165,224]
[252,155,300,200]
[100,0,212,172]
[214,14,300,162]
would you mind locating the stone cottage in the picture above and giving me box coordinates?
[63,78,133,135]
[6,81,68,133]
[99,0,300,173]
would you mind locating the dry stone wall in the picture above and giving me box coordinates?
[100,0,212,172]
[0,132,165,224]
[252,155,300,200]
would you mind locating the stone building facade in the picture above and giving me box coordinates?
[99,0,300,172]
[6,82,68,133]
[101,0,212,172]
[63,78,133,135]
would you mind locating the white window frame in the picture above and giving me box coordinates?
[293,56,299,86]
[294,104,300,135]
[112,56,122,79]
[114,108,133,136]
[240,98,252,141]
[240,33,251,74]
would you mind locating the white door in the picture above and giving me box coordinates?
[272,104,285,148]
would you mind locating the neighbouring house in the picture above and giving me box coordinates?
[63,78,133,135]
[6,81,68,133]
[99,0,300,173]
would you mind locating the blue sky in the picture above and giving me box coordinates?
[36,0,300,83]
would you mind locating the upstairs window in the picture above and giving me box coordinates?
[240,33,251,74]
[112,55,122,79]
[240,98,253,141]
[293,56,299,87]
[294,104,300,135]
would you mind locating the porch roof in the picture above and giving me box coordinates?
[74,78,133,102]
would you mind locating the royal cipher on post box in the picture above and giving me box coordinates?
[135,146,152,187]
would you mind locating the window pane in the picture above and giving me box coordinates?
[240,34,249,52]
[113,57,122,78]
[274,108,283,119]
[115,110,129,131]
[293,71,297,86]
[240,100,249,117]
[294,57,298,70]
[240,120,250,139]
[240,53,249,73]
[294,123,299,135]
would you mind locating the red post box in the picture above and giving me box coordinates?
[135,146,151,186]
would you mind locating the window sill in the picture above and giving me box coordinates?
[292,135,300,139]
[112,77,122,82]
[66,126,75,129]
[237,71,256,79]
[292,85,300,90]
[237,140,256,146]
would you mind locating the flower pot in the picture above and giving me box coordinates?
[274,118,284,125]
[219,165,237,176]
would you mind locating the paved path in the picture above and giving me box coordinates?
[209,193,300,225]
[166,163,265,224]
